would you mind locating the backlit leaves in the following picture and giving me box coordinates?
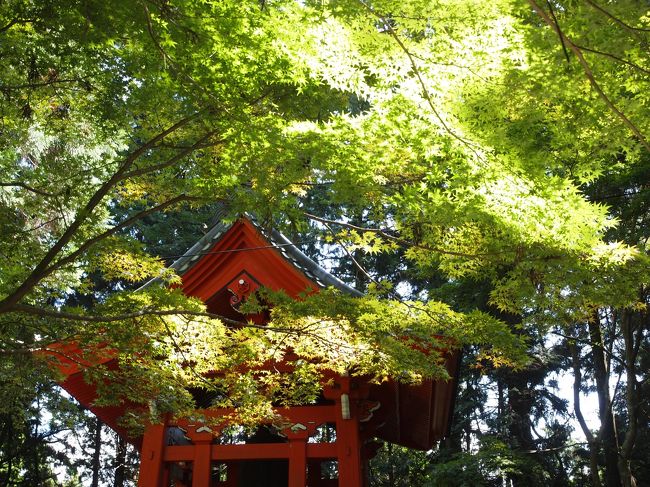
[1,0,648,427]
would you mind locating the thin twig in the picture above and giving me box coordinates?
[547,0,571,63]
[12,304,259,328]
[0,78,92,91]
[0,181,57,197]
[584,0,650,34]
[552,329,627,369]
[121,131,221,180]
[575,44,650,75]
[354,0,480,155]
[304,212,511,258]
[12,303,367,356]
[528,0,650,153]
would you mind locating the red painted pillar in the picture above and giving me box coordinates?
[323,376,364,486]
[187,428,214,487]
[335,388,363,487]
[138,423,166,487]
[192,441,212,487]
[288,436,307,487]
[336,416,362,486]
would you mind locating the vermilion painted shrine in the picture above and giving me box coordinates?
[47,216,459,486]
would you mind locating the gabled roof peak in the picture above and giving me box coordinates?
[171,214,361,297]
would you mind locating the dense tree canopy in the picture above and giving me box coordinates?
[0,0,648,485]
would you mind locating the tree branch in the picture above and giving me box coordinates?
[11,304,368,353]
[620,310,638,460]
[528,0,650,153]
[121,130,220,180]
[141,1,227,110]
[354,0,480,154]
[0,114,201,313]
[520,441,590,454]
[0,78,92,91]
[0,181,57,197]
[575,44,650,75]
[320,220,376,288]
[584,0,650,35]
[0,18,26,34]
[546,0,571,63]
[42,194,204,278]
[304,212,511,259]
[17,217,64,235]
[12,303,247,328]
[552,330,627,369]
[569,341,595,443]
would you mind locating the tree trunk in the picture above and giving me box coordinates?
[587,313,621,487]
[570,338,603,487]
[617,310,639,487]
[387,442,395,487]
[91,418,102,487]
[491,310,541,486]
[114,434,127,487]
[505,370,537,466]
[497,376,505,435]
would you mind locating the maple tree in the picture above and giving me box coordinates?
[1,0,649,485]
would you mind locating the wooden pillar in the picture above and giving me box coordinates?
[336,415,362,486]
[138,423,166,487]
[323,376,365,487]
[288,436,307,487]
[162,467,171,487]
[192,441,212,487]
[188,428,214,487]
[335,384,362,487]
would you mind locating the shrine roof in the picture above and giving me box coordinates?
[169,212,362,297]
[50,211,458,450]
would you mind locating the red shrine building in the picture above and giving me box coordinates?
[47,216,459,486]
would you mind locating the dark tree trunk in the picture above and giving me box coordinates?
[114,434,127,487]
[497,377,505,434]
[570,338,603,487]
[588,314,622,487]
[387,442,395,487]
[494,310,555,486]
[506,371,536,451]
[618,310,641,487]
[91,418,102,487]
